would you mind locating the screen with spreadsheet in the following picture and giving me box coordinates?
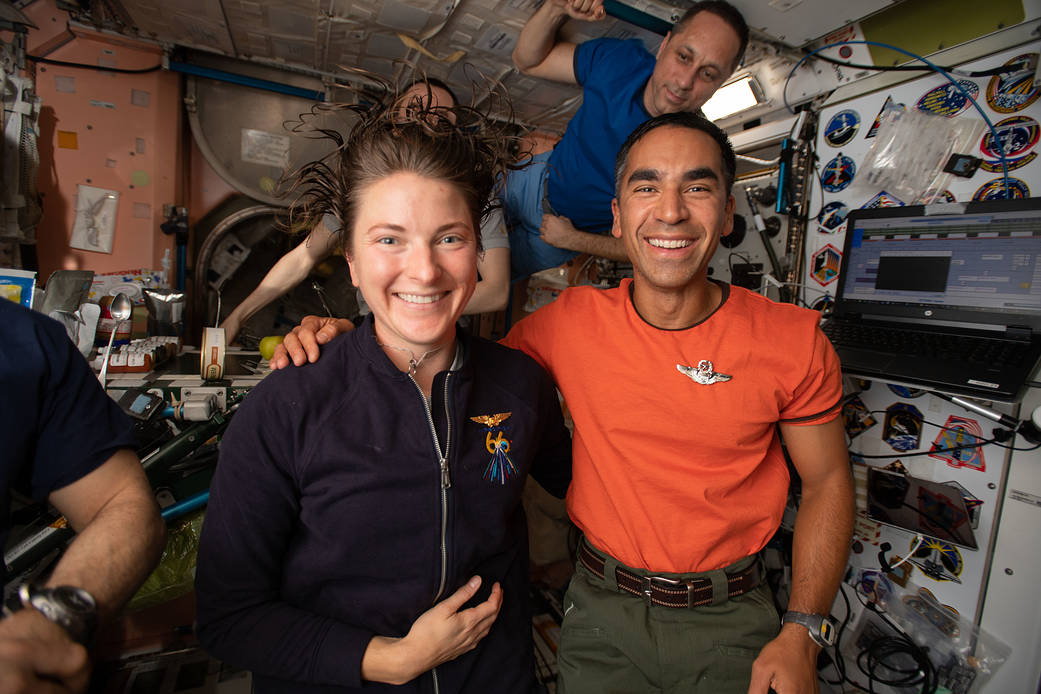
[838,201,1041,324]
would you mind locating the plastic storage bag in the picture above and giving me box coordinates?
[853,102,986,205]
[126,511,204,611]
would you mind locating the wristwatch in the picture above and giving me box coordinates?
[13,584,98,645]
[781,610,836,647]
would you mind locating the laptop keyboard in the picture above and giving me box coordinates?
[822,321,1032,368]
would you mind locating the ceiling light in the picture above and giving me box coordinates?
[701,75,765,121]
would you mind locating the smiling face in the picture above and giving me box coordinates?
[346,172,477,359]
[611,124,734,297]
[643,11,743,117]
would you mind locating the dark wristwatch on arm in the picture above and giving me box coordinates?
[781,610,836,647]
[5,584,98,645]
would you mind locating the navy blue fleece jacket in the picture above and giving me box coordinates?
[195,317,571,693]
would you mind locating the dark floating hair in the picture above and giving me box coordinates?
[279,69,523,255]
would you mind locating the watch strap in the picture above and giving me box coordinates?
[781,610,836,647]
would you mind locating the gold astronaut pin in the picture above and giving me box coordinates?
[470,412,516,484]
[470,412,512,428]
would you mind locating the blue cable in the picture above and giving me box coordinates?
[784,40,1012,198]
[161,490,210,521]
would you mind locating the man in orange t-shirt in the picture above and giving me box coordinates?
[272,112,854,694]
[501,113,852,694]
[502,276,842,576]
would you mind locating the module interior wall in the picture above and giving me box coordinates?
[26,0,182,280]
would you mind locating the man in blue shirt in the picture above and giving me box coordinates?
[505,0,748,278]
[1,299,165,692]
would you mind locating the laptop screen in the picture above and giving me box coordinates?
[836,198,1041,331]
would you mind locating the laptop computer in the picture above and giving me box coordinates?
[822,197,1041,402]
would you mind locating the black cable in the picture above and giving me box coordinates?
[817,584,852,686]
[26,54,163,73]
[833,585,876,693]
[727,251,755,279]
[848,409,1041,458]
[844,585,939,693]
[808,49,1019,78]
[992,438,1041,452]
[865,606,939,693]
[857,634,937,693]
[852,429,1040,455]
[851,444,995,459]
[827,584,940,693]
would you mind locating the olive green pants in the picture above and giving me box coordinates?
[557,544,780,694]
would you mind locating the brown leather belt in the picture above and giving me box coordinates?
[578,541,761,608]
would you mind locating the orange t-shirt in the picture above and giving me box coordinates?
[502,280,842,573]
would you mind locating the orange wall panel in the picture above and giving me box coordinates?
[28,5,182,280]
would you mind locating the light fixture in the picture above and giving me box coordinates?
[701,75,765,121]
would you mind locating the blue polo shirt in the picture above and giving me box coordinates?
[0,300,136,553]
[546,38,656,234]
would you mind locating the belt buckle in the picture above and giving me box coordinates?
[684,579,697,608]
[641,574,683,607]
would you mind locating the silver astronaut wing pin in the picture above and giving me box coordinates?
[677,360,732,385]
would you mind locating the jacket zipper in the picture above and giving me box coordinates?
[409,371,453,694]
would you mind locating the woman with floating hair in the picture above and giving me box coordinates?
[219,79,512,343]
[195,87,571,693]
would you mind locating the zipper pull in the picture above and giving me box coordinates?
[440,458,451,489]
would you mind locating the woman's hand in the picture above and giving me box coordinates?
[360,576,503,685]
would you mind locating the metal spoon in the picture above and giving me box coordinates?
[98,292,132,386]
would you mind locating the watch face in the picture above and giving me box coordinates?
[24,586,97,645]
[51,586,97,614]
[819,620,836,646]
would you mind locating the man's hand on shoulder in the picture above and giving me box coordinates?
[540,213,629,260]
[747,625,820,694]
[0,609,90,693]
[270,315,356,370]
